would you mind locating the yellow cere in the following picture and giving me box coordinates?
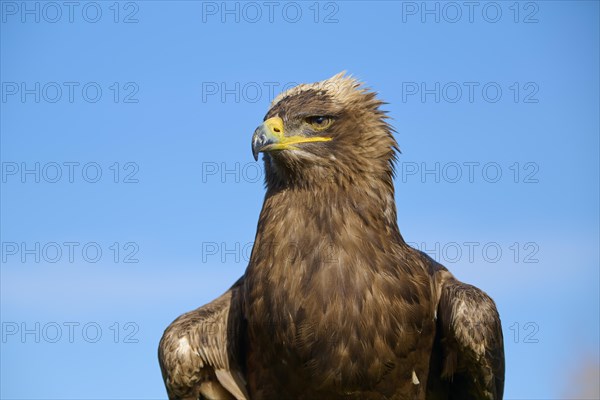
[263,116,332,151]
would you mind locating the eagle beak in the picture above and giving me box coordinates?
[251,117,332,161]
[252,117,284,161]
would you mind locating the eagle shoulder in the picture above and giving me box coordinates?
[158,278,249,400]
[427,259,505,400]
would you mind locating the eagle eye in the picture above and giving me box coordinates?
[305,116,334,131]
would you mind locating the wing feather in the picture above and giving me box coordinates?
[158,278,249,400]
[435,275,505,400]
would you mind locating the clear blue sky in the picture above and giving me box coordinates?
[1,1,598,399]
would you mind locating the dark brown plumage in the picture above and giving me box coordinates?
[159,73,505,400]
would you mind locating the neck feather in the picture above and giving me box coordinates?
[249,175,406,275]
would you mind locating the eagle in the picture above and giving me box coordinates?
[158,73,505,400]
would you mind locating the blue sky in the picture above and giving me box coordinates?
[1,1,598,399]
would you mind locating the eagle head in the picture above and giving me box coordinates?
[251,72,398,189]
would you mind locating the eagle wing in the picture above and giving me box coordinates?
[430,270,505,400]
[158,278,249,400]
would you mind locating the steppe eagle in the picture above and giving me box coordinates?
[158,73,505,400]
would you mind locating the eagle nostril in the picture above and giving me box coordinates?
[273,127,281,133]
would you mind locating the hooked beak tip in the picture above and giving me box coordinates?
[251,127,265,161]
